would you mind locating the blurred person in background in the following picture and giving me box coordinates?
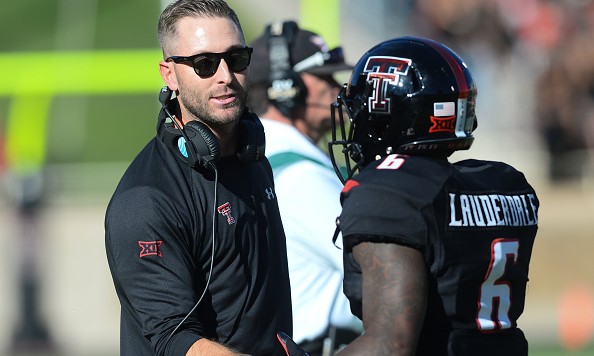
[328,37,539,355]
[412,0,594,182]
[534,2,594,181]
[409,0,519,139]
[105,1,292,355]
[247,20,362,356]
[1,93,53,354]
[410,0,515,63]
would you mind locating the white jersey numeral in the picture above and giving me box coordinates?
[476,238,519,330]
[376,154,405,170]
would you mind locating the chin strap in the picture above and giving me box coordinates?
[332,224,342,248]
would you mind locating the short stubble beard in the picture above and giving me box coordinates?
[181,81,249,128]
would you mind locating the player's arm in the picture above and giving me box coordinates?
[336,241,427,356]
[186,339,248,355]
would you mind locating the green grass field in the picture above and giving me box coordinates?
[531,347,594,356]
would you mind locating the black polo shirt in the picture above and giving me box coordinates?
[105,137,292,355]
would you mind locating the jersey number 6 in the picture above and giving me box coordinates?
[476,238,519,331]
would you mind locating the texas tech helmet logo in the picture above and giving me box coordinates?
[364,56,412,114]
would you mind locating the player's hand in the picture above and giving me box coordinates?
[277,332,309,356]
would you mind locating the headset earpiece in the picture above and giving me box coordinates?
[183,121,221,170]
[157,86,220,171]
[266,21,307,119]
[236,111,266,163]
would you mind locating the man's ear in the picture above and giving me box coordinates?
[159,60,179,91]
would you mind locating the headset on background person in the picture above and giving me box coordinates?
[265,21,307,119]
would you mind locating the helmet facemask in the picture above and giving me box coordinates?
[328,85,360,184]
[329,82,394,184]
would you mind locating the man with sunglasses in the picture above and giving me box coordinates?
[105,1,292,355]
[247,22,362,356]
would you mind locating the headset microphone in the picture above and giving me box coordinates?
[159,85,172,106]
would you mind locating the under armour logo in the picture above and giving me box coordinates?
[265,187,275,200]
[138,241,163,258]
[217,202,236,225]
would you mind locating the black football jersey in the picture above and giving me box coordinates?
[338,154,538,355]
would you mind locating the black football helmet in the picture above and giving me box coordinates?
[328,36,478,183]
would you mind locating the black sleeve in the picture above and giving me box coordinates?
[338,156,449,253]
[105,185,204,355]
[339,178,429,252]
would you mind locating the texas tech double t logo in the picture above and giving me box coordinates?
[363,56,412,114]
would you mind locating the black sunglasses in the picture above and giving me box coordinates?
[166,46,253,77]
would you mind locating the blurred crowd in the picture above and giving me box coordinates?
[409,0,594,182]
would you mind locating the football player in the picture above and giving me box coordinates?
[328,36,539,356]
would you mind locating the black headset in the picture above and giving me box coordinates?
[265,20,307,119]
[157,86,266,170]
